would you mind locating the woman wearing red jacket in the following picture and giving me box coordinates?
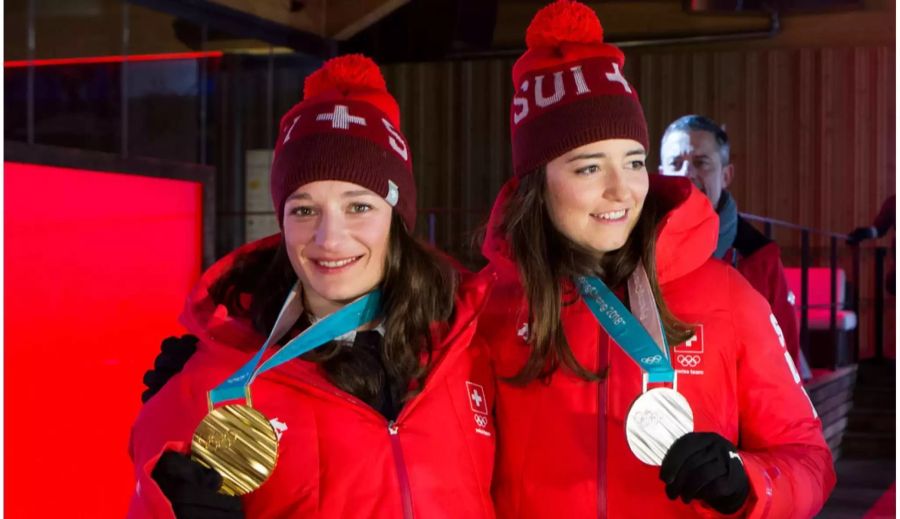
[127,55,496,519]
[478,1,835,517]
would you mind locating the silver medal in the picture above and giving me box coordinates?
[625,387,693,466]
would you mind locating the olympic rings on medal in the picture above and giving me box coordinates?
[632,409,661,429]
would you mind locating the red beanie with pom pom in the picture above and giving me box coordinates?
[271,54,416,230]
[510,0,648,177]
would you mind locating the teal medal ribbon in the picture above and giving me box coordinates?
[575,264,693,466]
[191,283,383,495]
[209,283,384,406]
[574,270,673,387]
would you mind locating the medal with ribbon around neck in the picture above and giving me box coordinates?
[575,264,693,466]
[191,283,383,494]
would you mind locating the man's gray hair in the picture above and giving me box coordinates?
[661,115,730,165]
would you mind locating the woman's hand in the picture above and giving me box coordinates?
[659,432,750,515]
[141,336,199,403]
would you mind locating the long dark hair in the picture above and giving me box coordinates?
[498,168,693,385]
[208,214,458,406]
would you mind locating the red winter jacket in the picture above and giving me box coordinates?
[127,235,497,519]
[480,175,835,519]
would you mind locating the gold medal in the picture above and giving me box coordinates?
[188,287,379,495]
[191,403,279,496]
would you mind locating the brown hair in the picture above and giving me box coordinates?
[498,168,693,385]
[209,213,457,407]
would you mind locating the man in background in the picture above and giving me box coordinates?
[660,115,804,374]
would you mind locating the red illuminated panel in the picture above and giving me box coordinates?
[4,162,203,518]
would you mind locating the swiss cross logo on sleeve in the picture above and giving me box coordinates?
[466,381,488,415]
[466,381,491,437]
[673,324,705,374]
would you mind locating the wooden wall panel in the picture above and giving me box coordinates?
[628,46,894,249]
[383,59,514,261]
[617,46,893,358]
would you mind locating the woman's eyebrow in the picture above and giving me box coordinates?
[566,153,605,162]
[342,190,375,197]
[286,193,311,202]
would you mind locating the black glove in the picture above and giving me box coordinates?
[141,335,199,403]
[152,451,244,519]
[659,432,750,515]
[847,226,876,245]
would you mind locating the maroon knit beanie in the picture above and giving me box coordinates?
[271,54,416,230]
[510,0,649,177]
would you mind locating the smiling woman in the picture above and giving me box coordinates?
[544,139,650,257]
[127,54,497,519]
[282,181,395,316]
[495,140,690,385]
[479,1,836,518]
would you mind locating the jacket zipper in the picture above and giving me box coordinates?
[388,421,415,519]
[295,382,416,519]
[597,334,609,519]
[263,278,493,518]
[264,325,474,519]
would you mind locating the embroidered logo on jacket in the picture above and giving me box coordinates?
[466,381,491,437]
[269,417,288,441]
[517,322,530,341]
[673,324,705,375]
